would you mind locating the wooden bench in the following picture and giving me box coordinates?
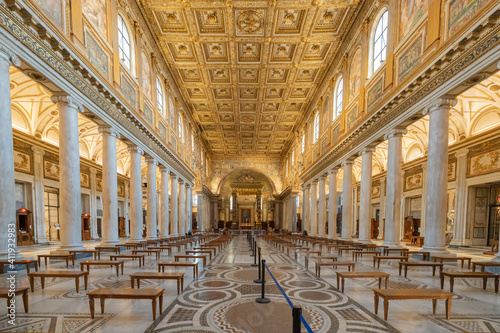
[69,250,101,260]
[472,261,500,272]
[373,288,453,320]
[95,246,121,254]
[432,255,471,269]
[132,249,161,260]
[440,271,499,293]
[382,248,409,256]
[121,243,143,250]
[336,271,390,293]
[193,247,217,255]
[373,255,409,268]
[0,287,28,312]
[80,260,124,277]
[175,255,207,267]
[405,251,430,261]
[295,250,321,261]
[0,260,38,273]
[28,270,88,293]
[110,254,145,267]
[338,247,359,257]
[398,261,443,277]
[186,250,213,260]
[130,272,184,294]
[158,261,199,278]
[37,254,75,268]
[304,255,337,269]
[353,251,379,261]
[87,288,164,320]
[314,261,355,277]
[148,247,172,255]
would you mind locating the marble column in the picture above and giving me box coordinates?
[310,180,318,236]
[51,94,85,252]
[420,164,428,236]
[89,168,99,239]
[291,193,298,232]
[0,47,20,255]
[146,157,158,240]
[274,200,281,230]
[302,184,310,234]
[128,146,143,242]
[450,149,469,247]
[359,148,376,243]
[32,147,49,244]
[179,179,186,236]
[328,168,338,239]
[263,201,268,223]
[124,181,130,237]
[171,174,178,236]
[383,128,407,247]
[379,177,386,240]
[156,190,161,235]
[99,127,120,245]
[318,174,327,237]
[160,166,170,238]
[186,184,192,232]
[341,161,354,240]
[197,192,204,232]
[423,98,457,254]
[225,199,230,224]
[283,197,288,230]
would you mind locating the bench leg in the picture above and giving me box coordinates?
[131,278,134,288]
[383,299,389,321]
[440,275,444,289]
[41,277,45,290]
[342,278,345,293]
[336,274,339,290]
[432,266,436,276]
[385,277,388,289]
[398,264,402,276]
[29,276,34,292]
[378,278,382,289]
[159,294,163,313]
[137,279,141,288]
[75,277,80,293]
[446,299,451,320]
[181,276,184,292]
[405,266,408,278]
[22,290,28,312]
[115,265,119,277]
[84,275,88,290]
[152,299,157,320]
[432,299,437,314]
[374,294,379,314]
[89,297,95,319]
[100,297,105,314]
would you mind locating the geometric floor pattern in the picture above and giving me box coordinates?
[145,236,399,333]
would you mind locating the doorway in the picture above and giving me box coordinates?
[488,205,500,246]
[44,187,60,241]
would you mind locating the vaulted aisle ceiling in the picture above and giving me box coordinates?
[139,0,360,156]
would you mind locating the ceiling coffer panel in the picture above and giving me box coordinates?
[141,0,358,156]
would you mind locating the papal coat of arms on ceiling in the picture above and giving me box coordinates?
[237,11,263,33]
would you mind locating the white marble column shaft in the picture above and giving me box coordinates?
[146,158,158,240]
[383,128,407,247]
[186,184,192,232]
[359,148,375,243]
[318,175,327,237]
[341,161,354,240]
[52,94,85,251]
[291,194,297,232]
[160,167,170,238]
[89,168,99,239]
[328,169,338,239]
[423,99,457,253]
[124,182,130,237]
[0,47,19,255]
[128,146,143,242]
[179,180,186,236]
[450,149,469,247]
[32,147,49,244]
[379,177,386,240]
[99,127,120,245]
[171,174,178,236]
[302,185,310,233]
[310,180,318,236]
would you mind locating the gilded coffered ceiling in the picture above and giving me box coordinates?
[139,0,360,156]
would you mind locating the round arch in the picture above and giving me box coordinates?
[216,167,277,195]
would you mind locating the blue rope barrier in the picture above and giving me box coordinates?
[263,262,314,333]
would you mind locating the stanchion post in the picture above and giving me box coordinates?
[292,305,302,333]
[256,259,270,303]
[254,247,262,283]
[251,244,259,267]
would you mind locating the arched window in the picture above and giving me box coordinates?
[156,78,164,116]
[291,150,295,165]
[372,10,388,74]
[314,112,320,143]
[178,115,183,141]
[302,134,305,153]
[193,195,198,206]
[117,15,132,70]
[334,78,343,118]
[230,196,233,210]
[191,133,195,152]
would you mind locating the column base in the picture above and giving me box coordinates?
[100,240,120,246]
[340,236,352,241]
[383,241,405,248]
[327,235,338,240]
[317,233,326,238]
[421,245,449,255]
[36,236,50,245]
[52,244,86,254]
[127,238,144,243]
[358,238,373,244]
[146,236,159,240]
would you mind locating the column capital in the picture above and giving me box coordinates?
[159,165,170,173]
[185,183,192,189]
[89,167,98,175]
[127,145,144,155]
[0,46,20,66]
[169,171,178,179]
[329,167,339,175]
[31,146,45,156]
[98,126,120,138]
[341,160,354,167]
[50,94,84,112]
[423,97,457,115]
[361,147,376,155]
[384,127,407,140]
[319,173,328,181]
[304,183,311,189]
[145,157,158,166]
[311,179,319,185]
[454,148,469,158]
[178,178,185,184]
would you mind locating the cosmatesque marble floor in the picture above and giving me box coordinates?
[0,237,499,333]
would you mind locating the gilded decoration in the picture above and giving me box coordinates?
[43,160,60,181]
[331,124,341,145]
[120,74,137,108]
[399,0,428,38]
[372,185,380,198]
[367,76,384,110]
[404,170,423,191]
[397,35,423,84]
[448,161,457,181]
[13,150,32,174]
[346,104,359,131]
[448,0,490,37]
[158,122,167,141]
[469,147,500,177]
[30,0,64,30]
[82,0,108,36]
[349,48,362,100]
[80,172,91,189]
[144,103,153,125]
[236,10,264,34]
